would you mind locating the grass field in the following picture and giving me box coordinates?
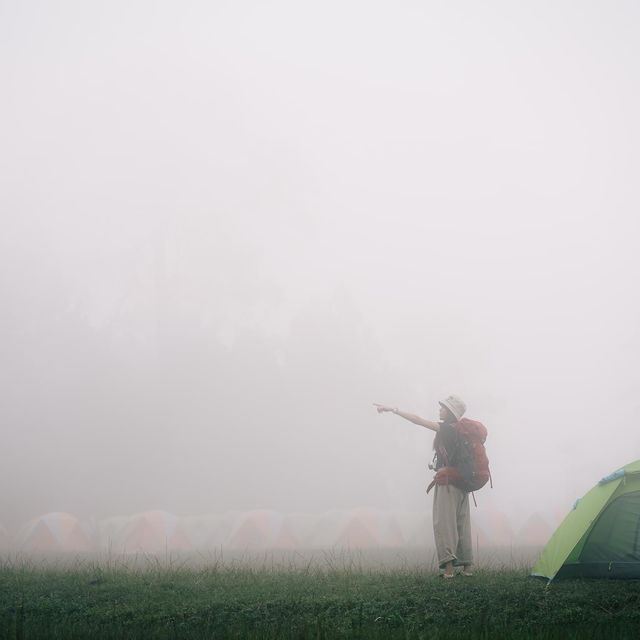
[1,550,640,639]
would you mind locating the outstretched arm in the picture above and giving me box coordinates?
[373,403,440,432]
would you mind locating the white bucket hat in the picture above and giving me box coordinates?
[439,395,467,421]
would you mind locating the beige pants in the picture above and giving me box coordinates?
[432,483,473,569]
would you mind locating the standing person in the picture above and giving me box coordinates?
[375,395,474,578]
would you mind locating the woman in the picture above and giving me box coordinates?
[375,395,473,578]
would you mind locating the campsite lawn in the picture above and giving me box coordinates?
[1,558,640,639]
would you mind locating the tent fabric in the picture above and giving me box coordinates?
[181,514,237,549]
[17,513,92,552]
[531,460,640,581]
[516,513,555,547]
[119,510,192,553]
[516,507,567,547]
[471,507,514,547]
[336,508,404,549]
[306,508,404,549]
[579,492,640,563]
[225,510,298,549]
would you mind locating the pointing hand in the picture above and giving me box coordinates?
[373,403,396,414]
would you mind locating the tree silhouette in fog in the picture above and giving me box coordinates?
[1,247,397,527]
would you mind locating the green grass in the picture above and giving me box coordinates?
[1,553,640,639]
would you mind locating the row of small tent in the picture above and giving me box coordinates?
[3,461,638,581]
[0,506,566,555]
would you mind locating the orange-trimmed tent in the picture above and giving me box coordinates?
[120,511,192,553]
[471,507,514,547]
[17,512,92,552]
[308,508,404,549]
[517,508,567,547]
[226,510,298,550]
[338,508,404,548]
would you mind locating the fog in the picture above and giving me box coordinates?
[2,1,640,537]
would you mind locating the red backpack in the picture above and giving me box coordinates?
[427,418,492,497]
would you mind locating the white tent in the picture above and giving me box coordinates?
[17,512,92,552]
[225,510,298,550]
[101,510,192,554]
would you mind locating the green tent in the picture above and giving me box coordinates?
[531,459,640,581]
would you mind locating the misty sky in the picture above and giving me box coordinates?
[2,0,640,530]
